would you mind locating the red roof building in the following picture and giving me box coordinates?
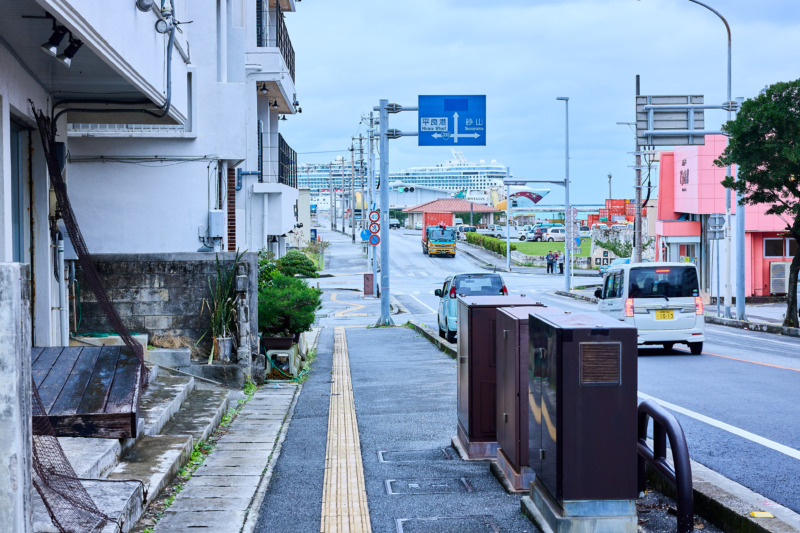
[402,198,499,214]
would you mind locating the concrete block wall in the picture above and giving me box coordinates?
[75,253,258,375]
[0,263,33,532]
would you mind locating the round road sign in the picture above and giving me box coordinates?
[368,210,380,223]
[360,229,370,241]
[369,222,380,233]
[368,234,380,246]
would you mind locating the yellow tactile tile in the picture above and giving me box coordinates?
[320,328,372,533]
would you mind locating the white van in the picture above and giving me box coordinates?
[594,262,705,354]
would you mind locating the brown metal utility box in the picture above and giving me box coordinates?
[494,305,545,491]
[455,295,534,459]
[528,309,638,502]
[363,273,374,296]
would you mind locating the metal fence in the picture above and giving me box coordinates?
[278,133,297,188]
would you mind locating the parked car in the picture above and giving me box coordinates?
[389,218,401,229]
[414,221,423,230]
[578,226,592,238]
[454,217,464,225]
[456,225,477,240]
[544,227,566,242]
[435,273,508,342]
[598,257,630,277]
[523,223,563,242]
[594,262,705,354]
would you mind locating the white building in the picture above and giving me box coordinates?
[1,0,300,347]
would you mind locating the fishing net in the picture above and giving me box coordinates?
[30,106,149,532]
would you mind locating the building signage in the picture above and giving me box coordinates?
[418,95,486,146]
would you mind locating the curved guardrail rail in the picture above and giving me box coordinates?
[637,399,694,533]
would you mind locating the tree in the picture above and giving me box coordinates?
[714,79,800,327]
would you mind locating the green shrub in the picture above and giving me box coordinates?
[257,249,278,290]
[465,233,517,257]
[277,250,319,278]
[258,274,322,336]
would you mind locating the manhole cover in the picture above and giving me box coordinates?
[385,478,472,495]
[396,516,499,533]
[378,448,456,462]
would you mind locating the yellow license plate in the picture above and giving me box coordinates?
[655,310,674,320]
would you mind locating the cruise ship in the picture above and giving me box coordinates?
[300,151,549,209]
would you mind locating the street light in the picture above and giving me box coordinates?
[556,97,572,292]
[686,0,743,320]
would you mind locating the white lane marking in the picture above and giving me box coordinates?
[706,327,800,349]
[409,294,437,314]
[637,392,800,462]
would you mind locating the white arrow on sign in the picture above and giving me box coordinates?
[431,112,481,143]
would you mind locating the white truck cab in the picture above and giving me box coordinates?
[595,262,705,354]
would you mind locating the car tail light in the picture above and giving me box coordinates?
[501,285,508,295]
[625,298,634,317]
[695,296,704,315]
[449,286,456,298]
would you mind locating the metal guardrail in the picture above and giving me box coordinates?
[637,399,694,533]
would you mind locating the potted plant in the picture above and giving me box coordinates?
[201,252,242,363]
[258,273,322,349]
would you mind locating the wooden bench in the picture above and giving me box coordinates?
[32,346,142,439]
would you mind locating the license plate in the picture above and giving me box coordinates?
[655,310,674,320]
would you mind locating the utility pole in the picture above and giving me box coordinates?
[350,144,356,243]
[367,113,378,297]
[329,166,336,231]
[358,134,365,234]
[340,157,346,234]
[608,173,612,202]
[634,75,643,264]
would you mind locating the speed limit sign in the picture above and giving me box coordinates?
[368,210,380,223]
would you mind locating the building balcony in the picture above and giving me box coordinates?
[2,0,190,126]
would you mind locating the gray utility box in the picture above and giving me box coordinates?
[455,295,535,460]
[494,305,546,491]
[522,309,639,533]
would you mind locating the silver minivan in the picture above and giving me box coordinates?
[594,262,705,354]
[435,273,507,342]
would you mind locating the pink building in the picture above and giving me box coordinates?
[656,135,796,297]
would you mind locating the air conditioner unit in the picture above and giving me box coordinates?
[769,261,792,294]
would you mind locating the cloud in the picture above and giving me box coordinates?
[283,0,800,204]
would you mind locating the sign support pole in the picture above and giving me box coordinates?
[377,100,393,325]
[368,113,378,297]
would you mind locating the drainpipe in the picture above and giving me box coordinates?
[263,194,270,252]
[57,235,69,346]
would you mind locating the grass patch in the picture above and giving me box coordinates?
[514,239,592,257]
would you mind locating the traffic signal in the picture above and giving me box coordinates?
[396,186,415,193]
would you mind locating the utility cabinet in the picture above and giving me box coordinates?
[494,305,545,491]
[528,308,638,501]
[455,295,534,459]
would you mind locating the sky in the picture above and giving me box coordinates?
[281,0,800,206]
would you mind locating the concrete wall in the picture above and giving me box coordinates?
[0,263,33,532]
[74,252,258,364]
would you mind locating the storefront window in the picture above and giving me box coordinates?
[764,238,784,258]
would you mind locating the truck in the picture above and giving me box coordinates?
[421,212,456,257]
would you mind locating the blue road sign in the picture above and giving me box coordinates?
[369,234,381,246]
[418,95,486,146]
[310,228,317,241]
[360,229,370,241]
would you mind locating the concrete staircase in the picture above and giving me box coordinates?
[33,365,235,533]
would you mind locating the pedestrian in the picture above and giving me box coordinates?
[558,252,565,275]
[545,251,554,274]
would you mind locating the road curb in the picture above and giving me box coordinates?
[554,290,800,338]
[703,315,800,338]
[406,321,456,359]
[456,243,504,271]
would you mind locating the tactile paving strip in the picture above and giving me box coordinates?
[320,327,372,533]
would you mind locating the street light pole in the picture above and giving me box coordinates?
[688,0,742,318]
[557,97,571,292]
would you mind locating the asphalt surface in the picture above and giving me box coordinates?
[254,217,800,532]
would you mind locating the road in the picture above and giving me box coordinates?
[318,216,800,516]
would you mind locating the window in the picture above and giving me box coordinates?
[789,239,798,258]
[628,266,699,298]
[764,239,785,258]
[604,272,622,299]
